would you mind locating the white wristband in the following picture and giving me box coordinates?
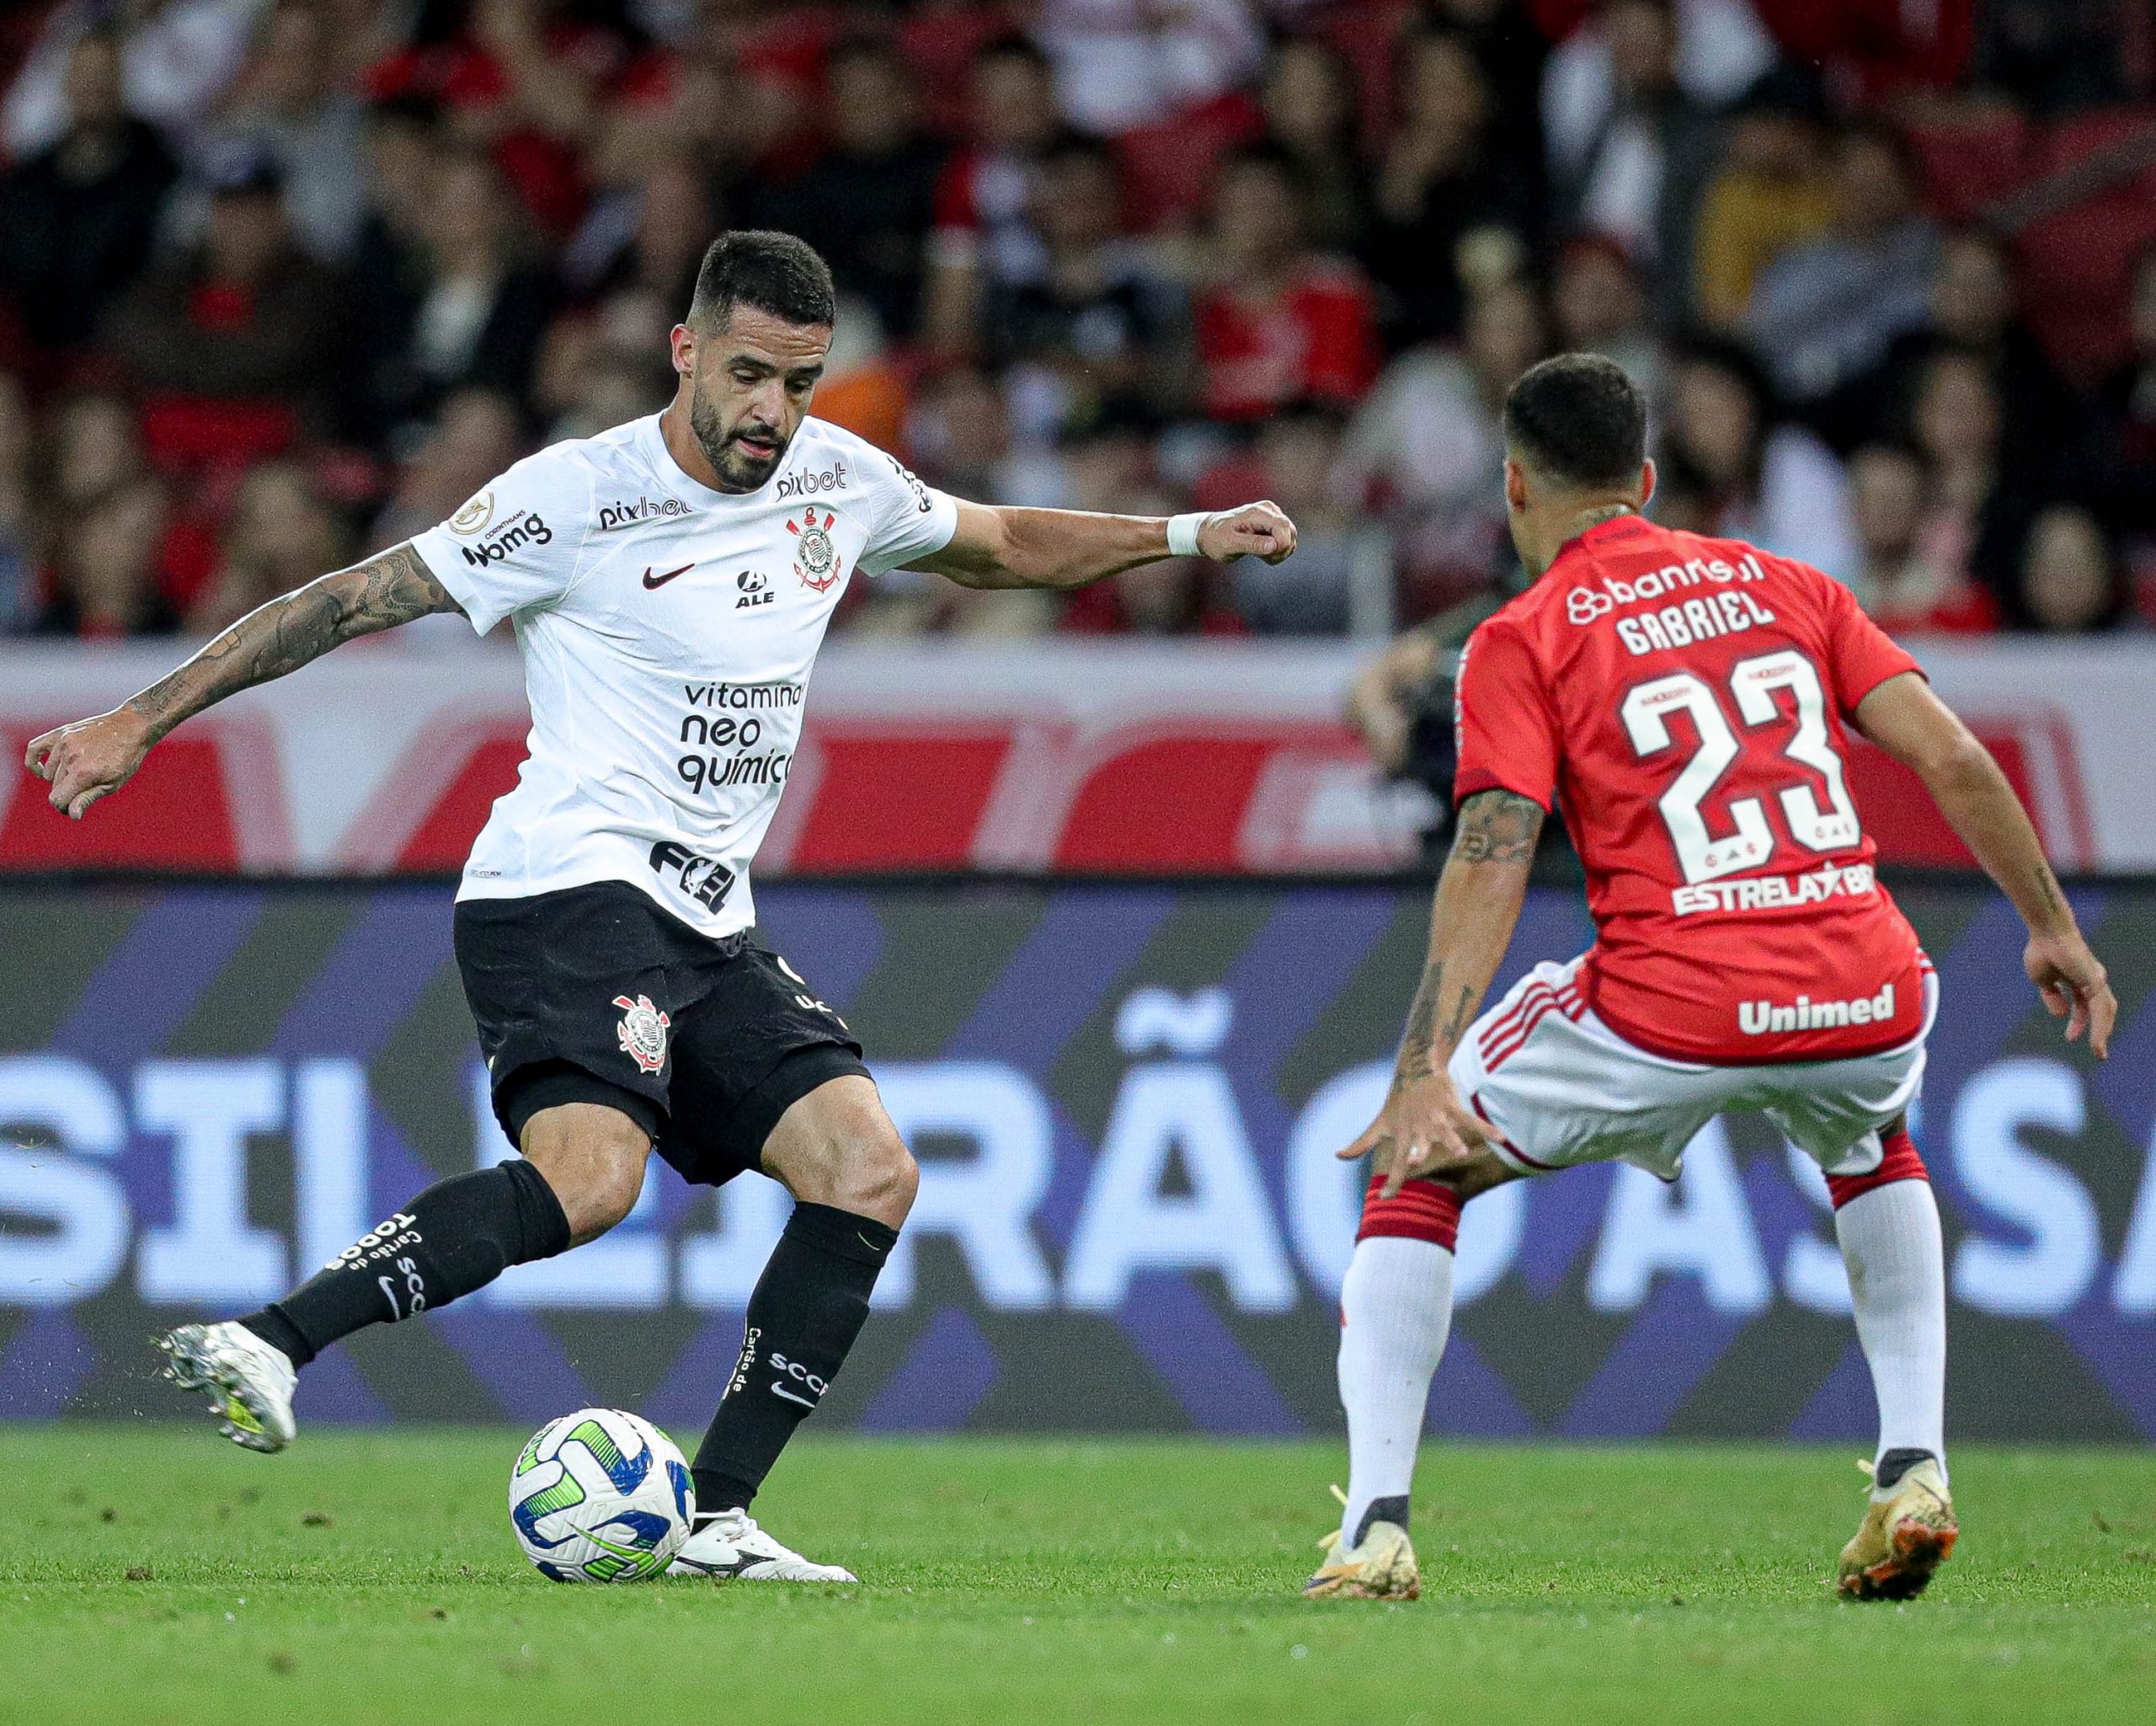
[1166,511,1211,558]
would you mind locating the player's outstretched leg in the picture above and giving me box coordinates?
[670,1075,915,1582]
[1305,1176,1464,1601]
[1827,1127,1957,1600]
[159,1103,640,1451]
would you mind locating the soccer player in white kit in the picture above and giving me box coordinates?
[25,231,1299,1581]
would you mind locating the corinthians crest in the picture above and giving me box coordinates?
[787,506,843,592]
[611,993,671,1074]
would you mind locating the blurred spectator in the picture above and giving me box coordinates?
[4,0,263,156]
[1689,63,1833,329]
[352,142,558,442]
[195,0,369,261]
[1745,125,1937,424]
[0,29,179,352]
[1365,28,1540,349]
[44,388,220,612]
[1032,0,1264,137]
[0,372,34,633]
[988,137,1185,433]
[1543,0,1721,288]
[2078,244,2156,536]
[905,365,1053,507]
[1656,338,1857,579]
[2015,504,2129,634]
[364,0,650,239]
[923,35,1065,357]
[104,151,344,431]
[1421,0,1549,174]
[34,390,190,637]
[745,37,946,341]
[1905,347,2025,612]
[1259,38,1369,258]
[566,151,714,351]
[1971,0,2127,113]
[1842,441,1997,635]
[1865,227,2075,472]
[1339,279,1549,604]
[370,385,526,546]
[187,459,351,632]
[1550,236,1662,400]
[1192,146,1380,423]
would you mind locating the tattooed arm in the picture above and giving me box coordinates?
[1342,787,1545,1197]
[24,543,462,820]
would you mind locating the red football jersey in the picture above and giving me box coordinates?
[1454,515,1929,1063]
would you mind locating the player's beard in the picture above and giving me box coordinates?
[690,376,788,493]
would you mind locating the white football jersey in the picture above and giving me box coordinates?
[409,412,958,937]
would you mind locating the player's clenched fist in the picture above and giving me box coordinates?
[1198,501,1298,565]
[23,708,152,820]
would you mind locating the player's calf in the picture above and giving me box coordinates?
[200,1105,632,1389]
[686,1071,913,1526]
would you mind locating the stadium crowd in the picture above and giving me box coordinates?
[0,0,2149,642]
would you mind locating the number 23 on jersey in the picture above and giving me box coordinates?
[1620,649,1863,885]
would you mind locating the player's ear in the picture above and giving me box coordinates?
[669,323,695,377]
[1637,457,1657,509]
[1503,457,1529,514]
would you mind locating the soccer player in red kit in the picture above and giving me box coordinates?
[1307,355,2116,1604]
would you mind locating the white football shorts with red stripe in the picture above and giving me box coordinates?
[1449,954,1938,1183]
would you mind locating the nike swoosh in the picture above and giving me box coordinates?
[770,1384,817,1408]
[643,562,695,589]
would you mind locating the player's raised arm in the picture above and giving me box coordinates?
[909,497,1297,590]
[1853,671,2116,1056]
[1341,786,1543,1197]
[23,542,463,820]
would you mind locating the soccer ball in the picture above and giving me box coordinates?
[508,1408,694,1583]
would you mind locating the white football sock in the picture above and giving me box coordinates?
[1337,1234,1454,1547]
[1835,1179,1948,1482]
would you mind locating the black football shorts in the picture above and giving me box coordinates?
[453,880,868,1186]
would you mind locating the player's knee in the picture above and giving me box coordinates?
[834,1129,917,1227]
[520,1103,650,1244]
[574,1152,647,1238]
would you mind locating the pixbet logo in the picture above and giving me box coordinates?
[597,494,695,532]
[775,459,846,500]
[736,569,773,610]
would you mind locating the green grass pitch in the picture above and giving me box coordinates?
[2,1429,2152,1725]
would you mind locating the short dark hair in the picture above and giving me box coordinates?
[1502,353,1647,489]
[687,231,836,334]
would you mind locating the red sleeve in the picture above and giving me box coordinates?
[1818,569,1924,717]
[1453,616,1561,810]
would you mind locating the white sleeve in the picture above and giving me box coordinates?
[408,446,595,635]
[856,447,960,578]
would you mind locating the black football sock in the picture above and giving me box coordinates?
[238,1159,572,1368]
[691,1201,898,1519]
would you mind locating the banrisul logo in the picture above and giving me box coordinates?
[462,510,552,567]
